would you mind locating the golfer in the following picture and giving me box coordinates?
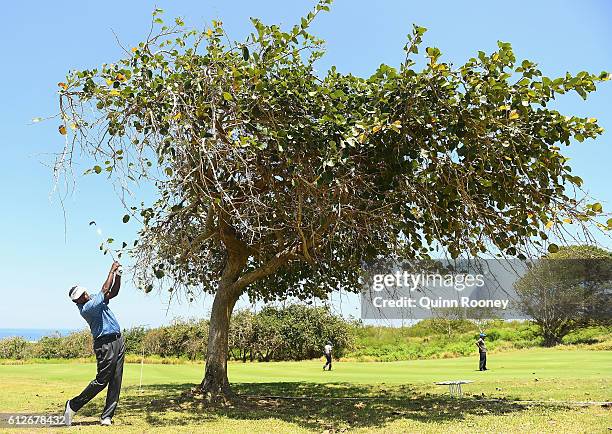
[323,341,333,371]
[63,261,124,427]
[476,333,487,371]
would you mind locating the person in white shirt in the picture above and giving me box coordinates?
[323,341,333,371]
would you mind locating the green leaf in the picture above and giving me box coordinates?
[122,214,130,223]
[592,202,603,213]
[414,25,427,36]
[94,165,102,174]
[425,47,441,63]
[242,45,250,61]
[331,89,345,99]
[222,92,233,101]
[547,243,559,253]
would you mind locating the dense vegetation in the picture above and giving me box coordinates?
[0,305,353,362]
[349,320,610,362]
[1,306,609,362]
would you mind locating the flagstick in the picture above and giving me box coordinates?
[139,345,144,393]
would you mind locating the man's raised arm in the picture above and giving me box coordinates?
[102,261,121,301]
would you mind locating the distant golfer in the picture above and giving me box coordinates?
[476,333,487,371]
[64,261,124,427]
[323,341,333,371]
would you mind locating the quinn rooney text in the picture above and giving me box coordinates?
[371,296,509,310]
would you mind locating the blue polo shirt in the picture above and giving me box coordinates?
[78,292,121,339]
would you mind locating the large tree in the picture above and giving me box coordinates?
[55,1,610,399]
[514,245,612,346]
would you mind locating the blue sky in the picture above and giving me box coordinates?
[1,1,610,329]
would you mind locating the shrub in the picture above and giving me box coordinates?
[123,326,147,355]
[229,310,256,362]
[410,318,479,337]
[0,337,31,359]
[263,305,354,361]
[31,331,92,359]
[250,307,284,361]
[141,319,208,359]
[563,326,612,345]
[62,330,93,358]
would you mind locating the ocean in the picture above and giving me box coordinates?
[0,328,76,342]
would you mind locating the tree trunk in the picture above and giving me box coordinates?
[199,285,240,401]
[197,217,287,400]
[542,329,561,347]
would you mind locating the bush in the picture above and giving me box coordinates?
[123,326,147,355]
[563,326,612,345]
[31,331,92,359]
[225,305,355,362]
[409,318,479,337]
[0,337,31,359]
[62,330,93,358]
[247,305,354,361]
[142,319,208,359]
[229,310,256,362]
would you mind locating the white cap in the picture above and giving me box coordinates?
[69,285,87,301]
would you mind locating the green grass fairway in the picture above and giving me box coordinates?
[1,348,610,432]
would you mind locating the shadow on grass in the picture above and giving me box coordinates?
[79,382,555,431]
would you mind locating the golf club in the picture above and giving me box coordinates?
[89,221,122,275]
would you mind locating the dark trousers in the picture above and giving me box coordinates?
[479,351,487,370]
[69,335,125,419]
[323,353,332,370]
